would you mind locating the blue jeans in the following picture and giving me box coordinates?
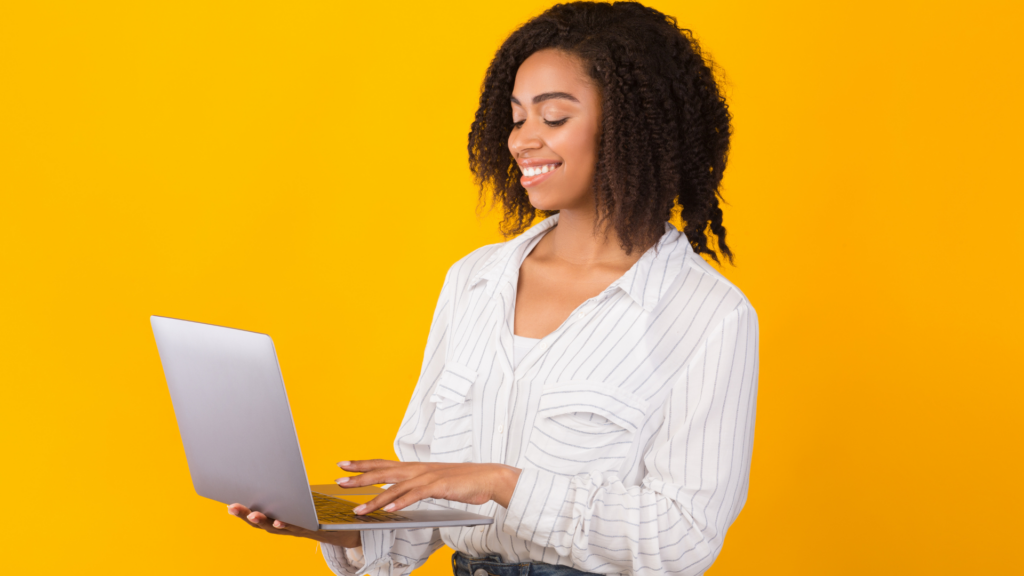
[452,551,599,576]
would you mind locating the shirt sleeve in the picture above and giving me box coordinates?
[503,302,759,575]
[320,265,456,576]
[321,529,446,576]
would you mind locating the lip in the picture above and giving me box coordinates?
[517,157,562,167]
[518,160,562,188]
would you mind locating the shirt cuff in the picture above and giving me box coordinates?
[321,541,364,576]
[345,546,365,570]
[322,529,396,576]
[502,468,574,547]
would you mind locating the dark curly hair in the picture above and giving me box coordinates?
[467,1,734,263]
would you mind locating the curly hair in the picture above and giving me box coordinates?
[467,1,734,263]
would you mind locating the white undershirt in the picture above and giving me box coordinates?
[512,334,541,369]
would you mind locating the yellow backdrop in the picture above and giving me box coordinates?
[2,1,1021,574]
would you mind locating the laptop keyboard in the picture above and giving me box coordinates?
[312,492,412,523]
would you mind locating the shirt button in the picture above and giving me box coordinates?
[497,423,504,434]
[475,569,488,576]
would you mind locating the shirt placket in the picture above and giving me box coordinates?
[490,279,517,463]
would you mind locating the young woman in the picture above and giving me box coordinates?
[229,2,759,575]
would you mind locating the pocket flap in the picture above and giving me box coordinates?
[537,382,649,432]
[429,362,478,404]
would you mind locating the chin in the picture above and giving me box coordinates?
[526,190,565,212]
[528,200,557,211]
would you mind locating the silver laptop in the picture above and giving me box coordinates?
[150,315,493,532]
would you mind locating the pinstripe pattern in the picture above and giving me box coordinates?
[322,213,759,576]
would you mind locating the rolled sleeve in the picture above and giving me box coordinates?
[503,468,573,545]
[322,530,428,576]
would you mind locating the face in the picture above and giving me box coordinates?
[509,48,602,213]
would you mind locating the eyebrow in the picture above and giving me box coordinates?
[510,92,580,105]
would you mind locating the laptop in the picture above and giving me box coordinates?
[150,315,493,532]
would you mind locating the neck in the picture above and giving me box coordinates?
[546,208,632,267]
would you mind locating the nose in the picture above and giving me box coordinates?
[508,119,543,157]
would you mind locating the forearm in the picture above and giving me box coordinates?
[334,531,361,548]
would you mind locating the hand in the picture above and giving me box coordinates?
[227,503,361,548]
[335,460,522,515]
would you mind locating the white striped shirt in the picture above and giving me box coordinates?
[323,213,759,576]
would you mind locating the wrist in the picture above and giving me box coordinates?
[492,465,522,509]
[328,530,361,549]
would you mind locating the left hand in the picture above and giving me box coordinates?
[335,460,522,515]
[226,503,361,548]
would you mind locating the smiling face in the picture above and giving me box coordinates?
[509,49,602,213]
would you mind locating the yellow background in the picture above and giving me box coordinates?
[2,1,1021,574]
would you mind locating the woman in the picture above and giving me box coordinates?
[229,2,759,575]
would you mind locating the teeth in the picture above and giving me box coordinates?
[523,164,558,177]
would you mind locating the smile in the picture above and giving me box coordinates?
[519,162,562,187]
[521,163,560,176]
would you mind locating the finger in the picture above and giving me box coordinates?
[229,504,267,530]
[351,485,406,515]
[352,474,435,514]
[270,518,311,536]
[246,511,292,534]
[227,503,251,517]
[335,473,378,488]
[246,510,270,527]
[337,459,402,472]
[382,484,436,512]
[336,463,426,488]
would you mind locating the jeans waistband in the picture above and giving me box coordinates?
[451,551,598,576]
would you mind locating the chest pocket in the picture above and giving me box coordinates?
[524,383,649,476]
[428,362,477,463]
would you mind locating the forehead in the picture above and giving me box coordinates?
[512,49,595,102]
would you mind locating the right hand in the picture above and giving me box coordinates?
[227,503,361,548]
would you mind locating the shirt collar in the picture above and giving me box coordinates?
[469,213,561,296]
[610,222,693,311]
[469,215,692,312]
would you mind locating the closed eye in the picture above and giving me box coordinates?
[512,118,570,129]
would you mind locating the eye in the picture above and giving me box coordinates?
[511,118,569,130]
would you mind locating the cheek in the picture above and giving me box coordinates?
[552,123,600,178]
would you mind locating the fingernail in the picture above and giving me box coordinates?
[336,477,350,484]
[353,505,366,515]
[247,513,257,522]
[337,461,351,467]
[384,503,395,511]
[273,520,284,528]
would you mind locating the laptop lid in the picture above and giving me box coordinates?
[151,316,321,531]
